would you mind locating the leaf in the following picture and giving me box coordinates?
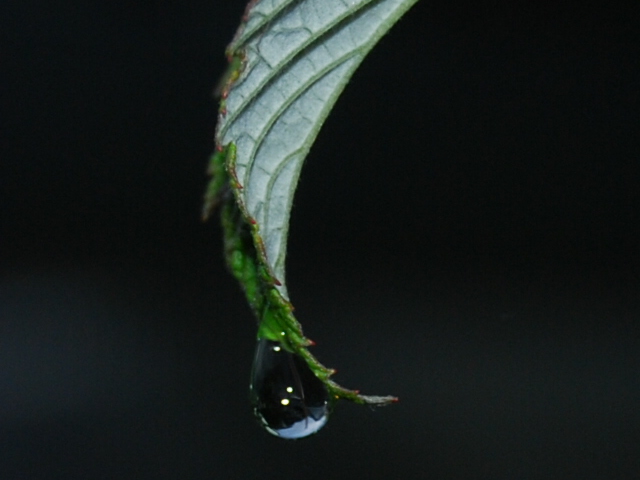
[205,0,419,407]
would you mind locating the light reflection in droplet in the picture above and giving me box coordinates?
[250,339,333,439]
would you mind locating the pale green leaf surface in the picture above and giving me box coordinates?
[217,0,419,299]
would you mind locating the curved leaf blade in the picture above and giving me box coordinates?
[206,0,418,409]
[218,0,419,297]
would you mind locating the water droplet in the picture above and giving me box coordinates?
[250,338,332,439]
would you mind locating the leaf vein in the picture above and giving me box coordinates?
[219,0,380,138]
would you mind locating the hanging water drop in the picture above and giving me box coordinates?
[250,338,332,439]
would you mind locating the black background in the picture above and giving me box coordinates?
[2,1,639,478]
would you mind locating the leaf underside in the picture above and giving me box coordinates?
[205,0,419,406]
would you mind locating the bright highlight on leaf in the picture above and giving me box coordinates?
[205,0,418,438]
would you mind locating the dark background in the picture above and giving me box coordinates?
[2,1,639,478]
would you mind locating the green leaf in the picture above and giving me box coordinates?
[205,0,419,408]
